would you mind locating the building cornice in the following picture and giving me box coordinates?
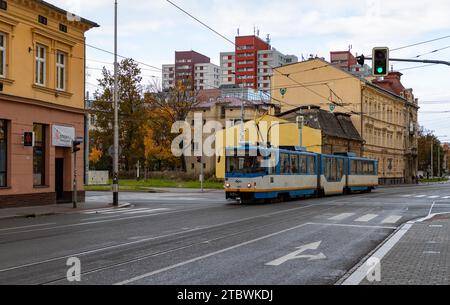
[0,92,85,114]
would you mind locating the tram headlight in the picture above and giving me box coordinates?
[247,183,252,188]
[225,183,231,189]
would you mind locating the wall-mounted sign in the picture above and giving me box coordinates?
[23,132,35,147]
[52,125,75,148]
[329,103,336,113]
[280,88,288,97]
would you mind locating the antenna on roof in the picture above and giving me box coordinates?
[237,27,240,36]
[257,28,260,37]
[266,34,271,45]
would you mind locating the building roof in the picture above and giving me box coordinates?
[277,106,363,142]
[38,1,99,28]
[195,96,273,110]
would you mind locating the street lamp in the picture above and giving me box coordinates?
[112,0,119,207]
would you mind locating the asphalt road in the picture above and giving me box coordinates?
[0,184,450,285]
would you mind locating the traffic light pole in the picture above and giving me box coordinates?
[112,0,119,207]
[73,150,78,209]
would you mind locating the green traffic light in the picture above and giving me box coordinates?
[377,67,384,74]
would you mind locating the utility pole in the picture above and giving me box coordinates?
[112,0,119,207]
[85,91,90,185]
[240,100,245,144]
[438,145,441,178]
[431,141,434,178]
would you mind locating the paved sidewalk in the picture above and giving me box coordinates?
[355,213,450,285]
[0,201,129,221]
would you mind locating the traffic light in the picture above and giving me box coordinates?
[372,47,389,77]
[72,139,82,154]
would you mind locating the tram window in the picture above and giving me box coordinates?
[363,162,369,175]
[357,161,364,175]
[368,162,375,175]
[299,156,307,174]
[331,159,338,181]
[308,156,316,174]
[280,153,291,174]
[351,160,357,175]
[337,159,344,179]
[291,155,299,174]
[324,158,332,180]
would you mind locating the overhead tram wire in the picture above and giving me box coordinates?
[165,0,363,114]
[86,44,162,71]
[390,34,450,52]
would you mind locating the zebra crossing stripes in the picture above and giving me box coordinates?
[381,215,403,224]
[355,214,378,222]
[329,213,355,221]
[403,194,450,199]
[82,207,171,216]
[328,213,403,225]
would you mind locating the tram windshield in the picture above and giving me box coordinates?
[226,156,267,175]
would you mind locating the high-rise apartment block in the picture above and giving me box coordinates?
[220,35,298,91]
[162,51,220,90]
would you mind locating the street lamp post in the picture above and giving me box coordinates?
[112,0,119,207]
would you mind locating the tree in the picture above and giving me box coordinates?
[144,79,200,172]
[417,126,445,177]
[90,59,147,172]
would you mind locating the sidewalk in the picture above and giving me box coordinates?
[0,201,129,221]
[343,212,450,285]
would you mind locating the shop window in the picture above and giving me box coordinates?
[33,124,46,186]
[0,119,7,187]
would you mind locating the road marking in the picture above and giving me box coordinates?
[428,196,440,199]
[401,195,413,198]
[0,223,56,232]
[266,241,326,266]
[114,223,311,285]
[414,195,427,198]
[382,216,402,224]
[122,208,171,215]
[308,222,397,230]
[0,204,323,272]
[342,222,414,285]
[100,208,150,215]
[443,196,450,199]
[329,213,355,221]
[355,214,379,223]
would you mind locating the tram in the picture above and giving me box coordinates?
[224,145,378,203]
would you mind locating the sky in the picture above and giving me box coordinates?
[52,0,450,142]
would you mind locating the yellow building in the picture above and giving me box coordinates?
[215,114,322,178]
[271,58,419,184]
[0,0,98,207]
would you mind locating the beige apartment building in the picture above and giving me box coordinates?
[272,58,419,184]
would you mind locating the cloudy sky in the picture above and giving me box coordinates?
[53,0,450,141]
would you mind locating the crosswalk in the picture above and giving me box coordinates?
[400,194,450,200]
[82,207,171,216]
[327,213,403,224]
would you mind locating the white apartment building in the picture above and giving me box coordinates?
[220,52,236,87]
[162,64,175,89]
[220,49,297,91]
[162,63,220,90]
[257,49,298,91]
[194,63,221,90]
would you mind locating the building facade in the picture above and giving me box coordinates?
[331,50,371,78]
[162,51,220,91]
[271,59,419,185]
[278,105,364,156]
[220,35,298,91]
[186,91,279,178]
[0,0,98,207]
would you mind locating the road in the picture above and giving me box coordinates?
[0,184,449,285]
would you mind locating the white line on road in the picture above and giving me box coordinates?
[114,223,311,285]
[355,214,379,223]
[381,216,403,224]
[329,213,355,221]
[414,195,427,198]
[428,196,440,199]
[0,223,57,232]
[0,204,321,273]
[443,196,450,199]
[123,208,171,215]
[307,223,397,230]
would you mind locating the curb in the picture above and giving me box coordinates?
[337,211,450,285]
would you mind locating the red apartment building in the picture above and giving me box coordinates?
[234,36,270,89]
[175,51,211,89]
[330,51,358,71]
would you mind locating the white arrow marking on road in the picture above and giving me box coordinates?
[265,241,326,266]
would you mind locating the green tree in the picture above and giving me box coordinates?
[90,58,147,172]
[417,126,445,177]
